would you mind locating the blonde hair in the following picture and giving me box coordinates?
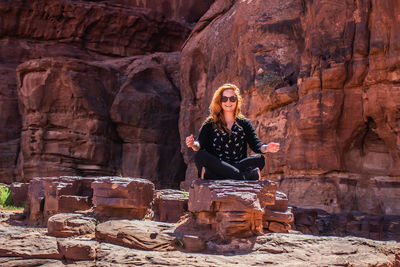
[205,83,244,132]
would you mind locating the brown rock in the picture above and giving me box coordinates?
[267,222,291,233]
[0,231,61,259]
[47,213,95,238]
[108,53,186,188]
[188,180,277,238]
[153,189,188,223]
[179,0,400,216]
[0,258,64,267]
[10,183,29,207]
[91,177,155,220]
[265,191,289,212]
[264,209,294,224]
[0,0,190,57]
[95,220,176,251]
[24,176,95,226]
[181,235,205,252]
[16,58,121,182]
[58,239,97,261]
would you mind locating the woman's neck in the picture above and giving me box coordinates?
[223,111,235,124]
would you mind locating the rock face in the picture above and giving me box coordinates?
[188,180,278,238]
[293,207,400,242]
[91,177,155,220]
[108,53,186,188]
[0,0,200,186]
[179,0,400,214]
[10,182,29,207]
[17,58,121,182]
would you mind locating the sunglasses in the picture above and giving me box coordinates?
[221,95,237,103]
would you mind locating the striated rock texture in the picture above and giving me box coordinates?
[0,0,207,185]
[91,177,155,220]
[188,180,277,238]
[17,58,121,181]
[47,213,95,238]
[24,176,95,226]
[153,189,188,223]
[179,0,400,214]
[1,218,400,266]
[108,53,186,188]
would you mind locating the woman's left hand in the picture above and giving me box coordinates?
[261,142,280,153]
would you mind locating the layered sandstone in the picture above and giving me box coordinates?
[179,0,400,214]
[188,179,277,238]
[91,177,155,220]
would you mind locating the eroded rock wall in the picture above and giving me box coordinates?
[179,0,400,214]
[0,0,216,185]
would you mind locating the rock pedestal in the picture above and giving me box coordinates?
[264,191,294,233]
[91,177,155,220]
[188,180,277,238]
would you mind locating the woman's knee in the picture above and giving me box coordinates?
[257,154,266,170]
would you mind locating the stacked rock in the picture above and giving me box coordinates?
[264,191,294,233]
[188,179,278,239]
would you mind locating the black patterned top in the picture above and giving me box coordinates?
[197,118,264,164]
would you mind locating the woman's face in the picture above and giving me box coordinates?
[221,89,237,113]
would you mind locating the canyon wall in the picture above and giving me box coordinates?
[0,0,215,187]
[179,0,400,215]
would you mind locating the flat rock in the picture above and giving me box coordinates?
[47,213,95,238]
[95,220,176,251]
[58,239,98,261]
[92,177,155,220]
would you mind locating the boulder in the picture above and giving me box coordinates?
[47,213,95,238]
[188,180,277,238]
[95,220,176,251]
[58,239,97,261]
[153,189,188,223]
[91,177,155,220]
[10,183,29,207]
[24,176,95,226]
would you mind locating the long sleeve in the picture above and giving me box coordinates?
[241,118,263,153]
[197,121,212,150]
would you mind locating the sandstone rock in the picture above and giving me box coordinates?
[264,209,294,224]
[267,222,291,233]
[0,230,61,259]
[0,258,64,267]
[127,0,215,24]
[108,53,186,188]
[0,0,190,57]
[24,176,95,226]
[265,191,289,212]
[179,0,400,217]
[47,213,95,238]
[181,235,205,252]
[16,58,121,182]
[58,239,97,261]
[293,207,400,242]
[95,220,176,251]
[189,180,277,238]
[10,183,29,207]
[91,177,155,220]
[153,189,188,223]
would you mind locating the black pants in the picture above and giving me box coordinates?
[194,150,265,180]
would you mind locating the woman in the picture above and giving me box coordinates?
[186,83,280,180]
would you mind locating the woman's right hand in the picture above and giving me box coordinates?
[186,134,199,151]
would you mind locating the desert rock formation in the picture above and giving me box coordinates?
[179,0,400,214]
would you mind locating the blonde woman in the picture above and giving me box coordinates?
[186,83,280,180]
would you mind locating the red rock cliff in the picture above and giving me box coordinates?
[179,0,400,214]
